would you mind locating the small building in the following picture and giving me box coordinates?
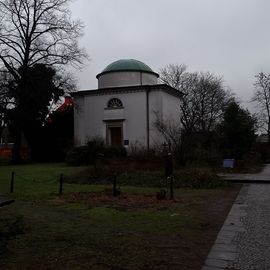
[72,59,183,149]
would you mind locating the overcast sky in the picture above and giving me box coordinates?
[70,0,270,108]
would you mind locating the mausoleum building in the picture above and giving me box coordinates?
[72,59,182,149]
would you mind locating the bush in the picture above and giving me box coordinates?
[66,137,127,166]
[86,137,106,164]
[65,164,227,189]
[232,152,262,173]
[103,146,127,159]
[65,146,89,166]
[174,168,227,189]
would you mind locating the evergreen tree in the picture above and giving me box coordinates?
[218,101,256,159]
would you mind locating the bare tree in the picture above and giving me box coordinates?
[0,70,13,119]
[194,72,231,133]
[0,0,87,162]
[0,0,86,72]
[252,72,270,141]
[159,64,198,133]
[178,72,200,133]
[153,111,182,148]
[159,64,187,90]
[160,64,232,134]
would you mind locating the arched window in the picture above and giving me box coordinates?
[107,98,123,109]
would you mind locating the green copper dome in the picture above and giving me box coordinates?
[97,59,159,78]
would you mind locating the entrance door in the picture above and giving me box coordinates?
[110,127,122,146]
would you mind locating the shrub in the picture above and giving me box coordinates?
[65,146,89,166]
[66,137,127,166]
[174,168,227,189]
[188,170,224,188]
[65,164,227,189]
[128,142,148,158]
[87,137,106,164]
[103,146,127,159]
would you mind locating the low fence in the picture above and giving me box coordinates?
[3,170,175,200]
[5,171,64,195]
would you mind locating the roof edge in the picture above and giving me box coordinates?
[71,84,183,98]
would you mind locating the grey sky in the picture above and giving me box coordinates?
[70,0,270,107]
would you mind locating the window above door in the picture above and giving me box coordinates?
[107,98,123,109]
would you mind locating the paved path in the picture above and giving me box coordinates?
[202,165,270,269]
[219,164,270,182]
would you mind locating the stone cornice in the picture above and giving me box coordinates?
[71,84,184,99]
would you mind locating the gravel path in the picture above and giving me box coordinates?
[203,165,270,270]
[229,184,270,270]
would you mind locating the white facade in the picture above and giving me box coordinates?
[73,60,182,149]
[74,86,182,149]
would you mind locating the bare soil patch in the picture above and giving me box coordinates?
[64,191,181,210]
[60,186,241,270]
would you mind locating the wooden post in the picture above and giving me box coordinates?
[165,153,173,178]
[113,175,117,196]
[169,176,174,200]
[59,174,63,195]
[10,171,15,193]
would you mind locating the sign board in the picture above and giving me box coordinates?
[223,159,234,168]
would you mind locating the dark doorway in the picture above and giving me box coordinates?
[110,127,122,146]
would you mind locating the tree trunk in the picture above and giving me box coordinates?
[268,121,270,144]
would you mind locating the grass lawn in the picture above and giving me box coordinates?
[0,163,240,270]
